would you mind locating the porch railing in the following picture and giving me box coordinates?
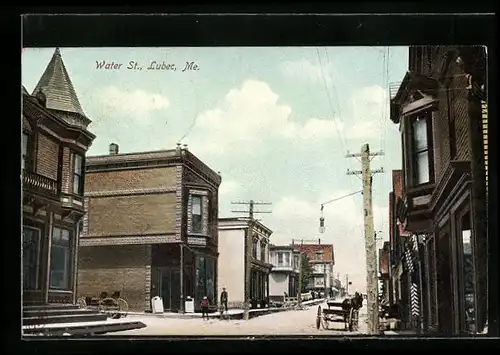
[23,170,58,196]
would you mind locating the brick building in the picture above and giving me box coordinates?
[77,144,221,312]
[378,242,391,306]
[292,242,334,294]
[389,46,488,335]
[22,48,96,305]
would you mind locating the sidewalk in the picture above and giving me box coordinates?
[127,298,326,320]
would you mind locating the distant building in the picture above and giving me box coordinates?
[268,245,300,302]
[78,144,221,312]
[218,218,273,309]
[292,243,334,294]
[378,242,391,306]
[22,47,96,305]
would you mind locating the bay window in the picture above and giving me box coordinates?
[73,153,84,195]
[22,132,30,170]
[277,252,283,266]
[284,252,290,266]
[189,194,203,234]
[50,227,72,289]
[410,112,433,186]
[23,226,40,290]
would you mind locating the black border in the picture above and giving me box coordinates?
[7,7,498,354]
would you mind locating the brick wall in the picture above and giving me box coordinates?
[36,133,59,180]
[87,193,177,236]
[77,244,152,311]
[85,167,177,192]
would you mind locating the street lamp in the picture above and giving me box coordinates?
[316,249,327,300]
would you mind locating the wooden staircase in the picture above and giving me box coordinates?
[22,304,146,336]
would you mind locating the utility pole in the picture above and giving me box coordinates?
[345,274,349,296]
[292,239,303,307]
[347,143,384,335]
[232,200,272,321]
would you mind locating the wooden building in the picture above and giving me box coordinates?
[217,218,273,309]
[389,46,488,335]
[268,245,300,301]
[77,144,221,312]
[22,48,96,305]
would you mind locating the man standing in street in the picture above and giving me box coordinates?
[220,287,228,313]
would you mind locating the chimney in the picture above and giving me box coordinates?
[109,143,119,155]
[183,144,188,151]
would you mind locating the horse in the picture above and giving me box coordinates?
[340,292,364,328]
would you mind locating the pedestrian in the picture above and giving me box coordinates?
[220,287,228,313]
[201,296,209,320]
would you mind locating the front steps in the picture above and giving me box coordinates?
[23,304,146,336]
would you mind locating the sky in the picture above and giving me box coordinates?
[22,46,408,293]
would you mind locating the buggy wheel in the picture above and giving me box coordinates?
[316,306,322,329]
[116,298,129,318]
[321,317,329,330]
[348,308,354,331]
[102,297,120,319]
[77,297,87,309]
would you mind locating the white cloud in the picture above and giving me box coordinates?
[219,180,241,196]
[187,79,344,157]
[279,58,334,85]
[94,86,170,125]
[342,85,389,141]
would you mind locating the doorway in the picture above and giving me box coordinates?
[156,267,181,311]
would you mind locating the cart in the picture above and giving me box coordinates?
[315,296,363,331]
[77,291,129,319]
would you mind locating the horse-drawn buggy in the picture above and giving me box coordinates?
[315,292,364,331]
[77,291,129,319]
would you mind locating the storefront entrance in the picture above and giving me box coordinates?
[155,267,181,311]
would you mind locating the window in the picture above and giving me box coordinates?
[22,133,29,170]
[23,226,40,290]
[252,239,258,259]
[277,252,283,266]
[73,153,84,195]
[412,115,431,185]
[284,253,290,266]
[49,227,72,290]
[260,241,266,262]
[191,195,202,233]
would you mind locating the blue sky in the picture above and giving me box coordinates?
[22,46,408,292]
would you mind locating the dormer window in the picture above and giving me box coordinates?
[73,153,84,195]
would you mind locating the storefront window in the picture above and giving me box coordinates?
[460,211,476,333]
[196,255,206,302]
[206,258,215,304]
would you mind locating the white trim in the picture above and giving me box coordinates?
[79,234,178,246]
[84,186,177,197]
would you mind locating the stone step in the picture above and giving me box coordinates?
[23,319,147,336]
[23,312,108,326]
[24,304,80,311]
[23,308,98,318]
